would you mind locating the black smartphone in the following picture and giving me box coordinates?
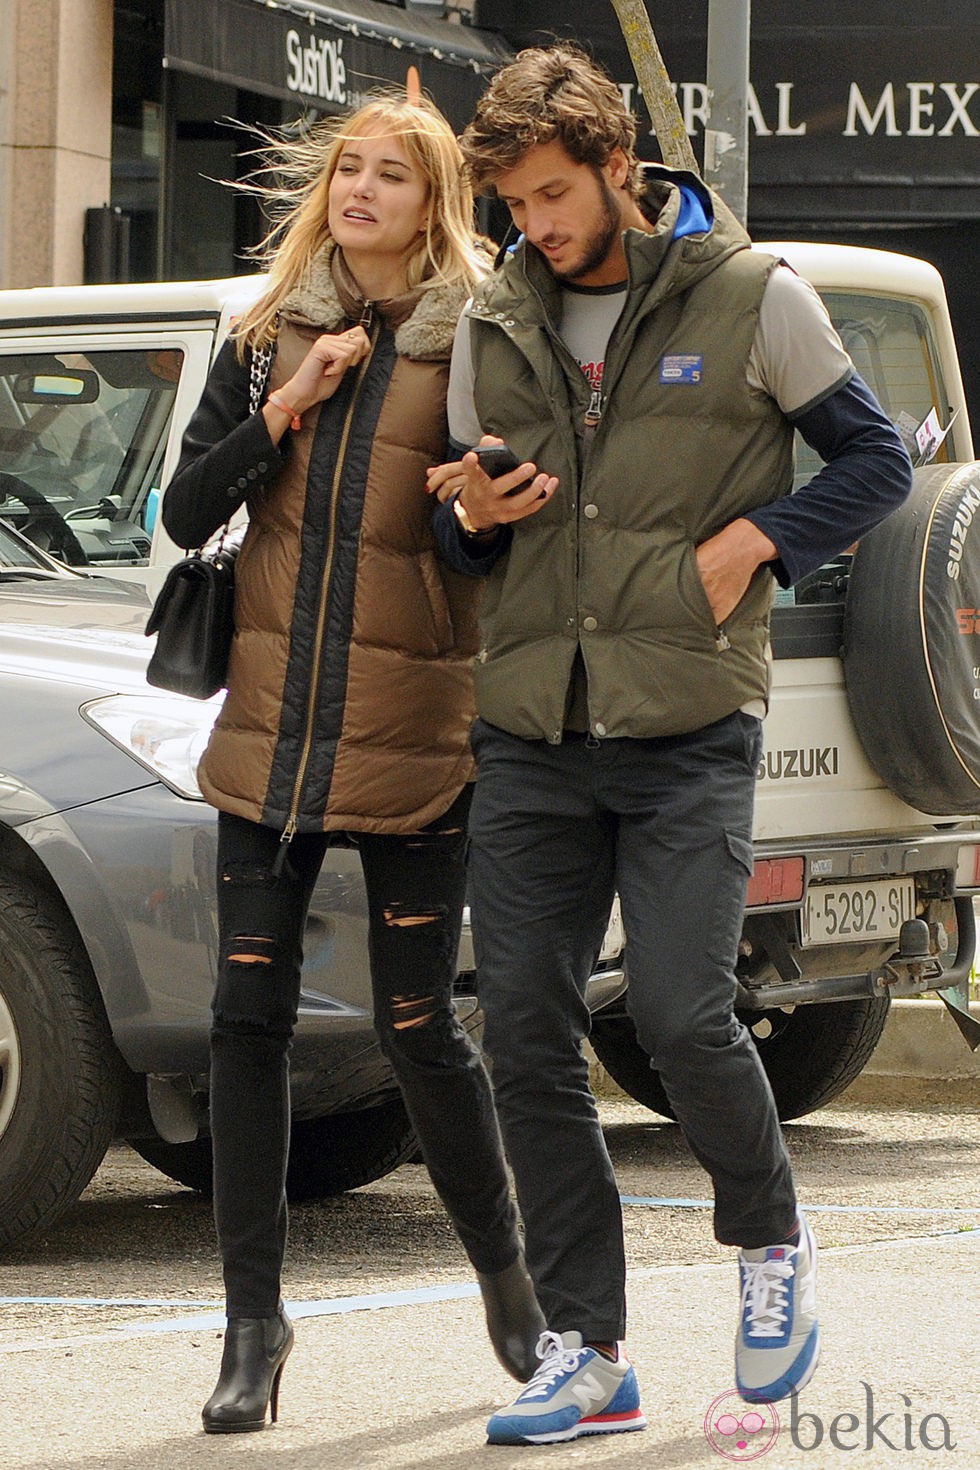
[473,443,535,497]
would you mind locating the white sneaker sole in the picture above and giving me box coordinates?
[505,1410,648,1445]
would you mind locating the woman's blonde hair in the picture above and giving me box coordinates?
[233,92,484,356]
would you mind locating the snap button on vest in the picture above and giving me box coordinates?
[584,503,599,519]
[582,616,598,631]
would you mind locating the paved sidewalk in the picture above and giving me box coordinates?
[3,1226,977,1469]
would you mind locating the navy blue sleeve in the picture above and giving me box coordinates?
[432,493,512,577]
[161,338,288,550]
[745,372,913,588]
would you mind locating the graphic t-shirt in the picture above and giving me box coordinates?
[558,280,628,402]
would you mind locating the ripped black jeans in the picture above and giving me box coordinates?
[210,787,520,1317]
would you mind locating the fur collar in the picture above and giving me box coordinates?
[281,243,482,361]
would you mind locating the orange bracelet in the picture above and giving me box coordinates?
[267,392,303,431]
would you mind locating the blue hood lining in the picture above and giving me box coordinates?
[673,181,713,239]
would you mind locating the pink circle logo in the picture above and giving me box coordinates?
[703,1390,780,1460]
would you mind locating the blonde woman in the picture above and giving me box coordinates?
[163,94,543,1433]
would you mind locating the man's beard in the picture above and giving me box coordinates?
[548,171,623,284]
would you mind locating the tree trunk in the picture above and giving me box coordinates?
[609,0,700,174]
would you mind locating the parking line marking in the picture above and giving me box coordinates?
[2,1227,976,1351]
[0,1283,484,1350]
[0,1296,222,1308]
[620,1195,980,1214]
[2,1199,977,1326]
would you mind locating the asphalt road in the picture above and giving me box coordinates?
[1,1093,978,1469]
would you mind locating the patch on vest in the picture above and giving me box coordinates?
[659,353,703,385]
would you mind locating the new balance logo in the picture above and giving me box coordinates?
[571,1373,608,1413]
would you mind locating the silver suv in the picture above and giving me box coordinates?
[0,521,437,1245]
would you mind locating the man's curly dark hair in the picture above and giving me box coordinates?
[461,44,640,196]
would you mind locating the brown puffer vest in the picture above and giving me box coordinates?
[197,246,483,836]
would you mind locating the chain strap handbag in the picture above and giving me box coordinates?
[145,338,274,699]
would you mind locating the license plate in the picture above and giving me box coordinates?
[600,895,625,961]
[801,878,915,947]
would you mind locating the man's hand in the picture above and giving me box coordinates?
[695,518,779,625]
[426,436,558,531]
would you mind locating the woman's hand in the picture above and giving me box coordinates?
[262,327,370,441]
[426,436,558,532]
[286,327,371,409]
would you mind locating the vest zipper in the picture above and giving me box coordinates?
[583,387,604,454]
[272,312,380,876]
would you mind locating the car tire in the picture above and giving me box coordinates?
[129,1094,418,1200]
[844,461,980,815]
[0,876,123,1248]
[589,994,891,1123]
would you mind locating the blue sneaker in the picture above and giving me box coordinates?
[736,1212,820,1403]
[486,1330,646,1445]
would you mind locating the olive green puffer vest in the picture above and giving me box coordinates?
[468,178,794,744]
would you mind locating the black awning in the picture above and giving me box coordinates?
[164,0,512,131]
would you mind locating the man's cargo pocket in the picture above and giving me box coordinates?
[706,829,756,966]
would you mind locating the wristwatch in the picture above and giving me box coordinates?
[451,491,497,538]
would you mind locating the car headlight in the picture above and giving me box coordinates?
[82,693,222,800]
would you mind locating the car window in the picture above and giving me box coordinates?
[0,347,183,568]
[778,292,952,612]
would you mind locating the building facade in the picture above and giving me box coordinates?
[0,0,114,289]
[474,0,980,425]
[1,0,491,288]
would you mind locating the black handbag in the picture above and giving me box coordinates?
[145,537,239,699]
[144,337,274,699]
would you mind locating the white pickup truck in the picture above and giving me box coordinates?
[590,242,980,1118]
[1,242,978,1138]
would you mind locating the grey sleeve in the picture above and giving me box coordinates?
[748,265,855,418]
[445,311,484,450]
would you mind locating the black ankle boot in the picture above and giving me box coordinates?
[201,1304,294,1433]
[477,1256,547,1382]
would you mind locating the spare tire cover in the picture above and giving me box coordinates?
[843,461,980,815]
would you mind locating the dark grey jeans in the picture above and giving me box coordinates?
[468,714,798,1342]
[210,787,520,1317]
